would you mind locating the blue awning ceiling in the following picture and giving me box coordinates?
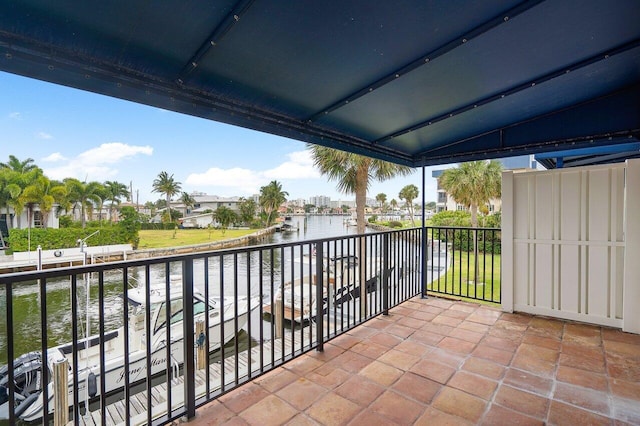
[0,0,638,167]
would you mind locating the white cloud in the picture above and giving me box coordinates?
[42,152,67,162]
[8,112,21,120]
[76,142,153,165]
[185,150,321,195]
[185,167,263,194]
[263,150,320,179]
[43,142,153,181]
[37,131,53,140]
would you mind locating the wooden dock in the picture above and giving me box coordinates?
[68,326,318,426]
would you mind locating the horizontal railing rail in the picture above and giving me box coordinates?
[0,225,499,425]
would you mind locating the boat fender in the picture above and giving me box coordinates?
[14,392,39,417]
[87,372,97,398]
[196,332,206,348]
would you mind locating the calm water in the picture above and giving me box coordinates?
[0,215,367,364]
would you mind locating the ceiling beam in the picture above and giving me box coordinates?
[176,0,256,85]
[380,38,640,145]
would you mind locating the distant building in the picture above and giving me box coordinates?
[1,206,59,230]
[432,155,537,213]
[310,195,331,207]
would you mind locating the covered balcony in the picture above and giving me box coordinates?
[1,1,639,425]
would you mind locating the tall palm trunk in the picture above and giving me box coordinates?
[166,194,171,222]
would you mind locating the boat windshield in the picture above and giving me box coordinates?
[154,298,207,333]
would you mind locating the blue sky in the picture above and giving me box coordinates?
[1,71,441,204]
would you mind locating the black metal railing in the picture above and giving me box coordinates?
[0,226,499,425]
[425,226,501,304]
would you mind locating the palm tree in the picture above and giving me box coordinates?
[439,160,502,228]
[152,171,182,223]
[0,167,23,229]
[179,192,196,218]
[439,160,502,284]
[213,206,237,234]
[375,193,387,212]
[309,145,412,317]
[104,180,130,222]
[19,175,66,229]
[399,184,419,226]
[308,145,412,234]
[64,178,104,228]
[0,155,38,173]
[259,181,288,226]
[390,199,398,214]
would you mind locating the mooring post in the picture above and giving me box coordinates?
[274,294,283,339]
[53,359,69,426]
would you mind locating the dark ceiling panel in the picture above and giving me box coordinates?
[0,0,638,167]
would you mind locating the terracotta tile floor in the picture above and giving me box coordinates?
[185,296,640,425]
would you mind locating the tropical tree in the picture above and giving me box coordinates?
[179,192,196,218]
[439,160,502,284]
[259,180,288,226]
[0,155,38,174]
[152,171,182,223]
[438,160,502,228]
[375,193,387,212]
[309,145,413,316]
[213,206,237,234]
[0,168,23,229]
[308,145,413,235]
[1,157,43,228]
[64,178,104,228]
[94,183,109,222]
[399,184,419,226]
[19,174,66,229]
[237,197,257,225]
[390,198,398,214]
[104,180,130,222]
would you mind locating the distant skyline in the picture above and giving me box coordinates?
[1,72,444,204]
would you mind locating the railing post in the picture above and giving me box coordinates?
[315,242,324,352]
[182,259,196,419]
[421,226,428,299]
[383,233,389,315]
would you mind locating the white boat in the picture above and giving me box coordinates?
[264,241,453,324]
[0,286,261,422]
[263,254,382,323]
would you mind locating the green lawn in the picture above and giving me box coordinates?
[138,228,258,249]
[427,251,501,305]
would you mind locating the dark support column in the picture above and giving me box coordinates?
[183,259,196,418]
[383,233,389,315]
[421,165,427,298]
[315,243,324,352]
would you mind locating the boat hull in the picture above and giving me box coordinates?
[17,296,258,422]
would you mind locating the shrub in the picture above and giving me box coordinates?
[430,210,471,227]
[388,220,403,228]
[8,227,130,252]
